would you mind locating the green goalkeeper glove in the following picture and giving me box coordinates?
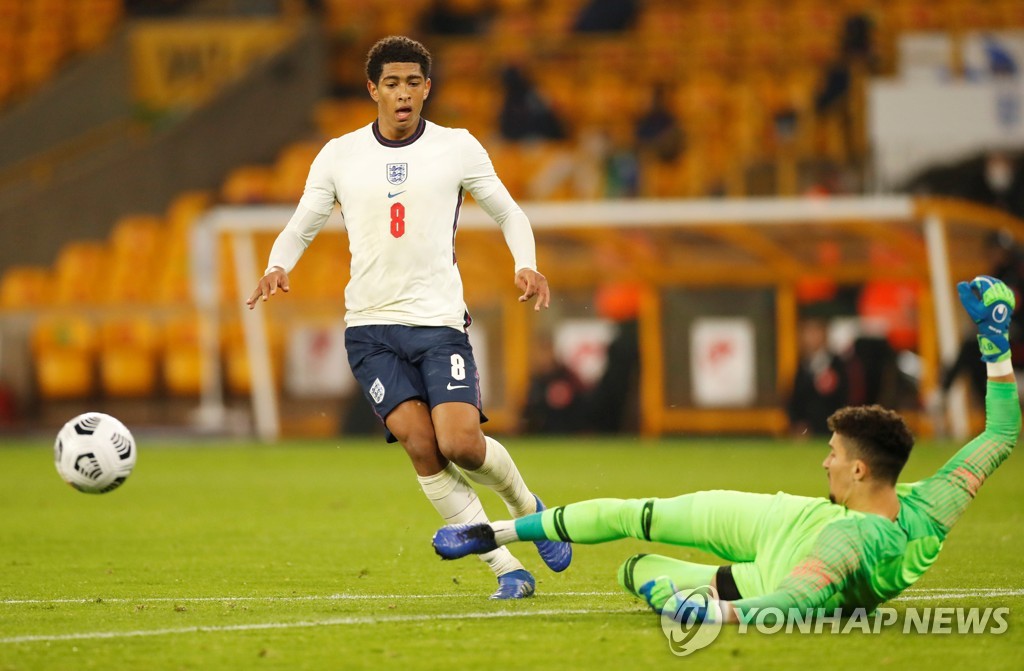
[957,275,1016,363]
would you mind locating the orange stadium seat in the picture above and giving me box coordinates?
[71,0,122,51]
[222,165,274,205]
[31,314,97,399]
[19,27,63,88]
[998,0,1024,28]
[269,142,323,203]
[944,1,1002,32]
[106,215,164,305]
[221,319,283,396]
[0,266,52,309]
[162,314,203,397]
[98,317,162,397]
[52,241,108,306]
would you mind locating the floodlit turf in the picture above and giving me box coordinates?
[1,436,1022,670]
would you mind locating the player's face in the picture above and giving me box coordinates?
[368,62,431,141]
[823,435,856,505]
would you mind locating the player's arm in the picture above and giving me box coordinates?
[640,521,863,625]
[247,140,338,309]
[722,520,862,623]
[458,131,549,310]
[911,276,1021,532]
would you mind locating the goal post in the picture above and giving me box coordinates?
[194,196,1024,442]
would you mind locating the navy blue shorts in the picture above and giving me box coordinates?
[345,325,487,443]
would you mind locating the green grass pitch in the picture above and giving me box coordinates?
[2,436,1022,670]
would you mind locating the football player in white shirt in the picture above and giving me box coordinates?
[247,35,571,599]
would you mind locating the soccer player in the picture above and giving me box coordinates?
[433,276,1020,621]
[247,35,571,599]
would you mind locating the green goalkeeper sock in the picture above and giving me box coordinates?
[512,498,655,543]
[617,554,718,597]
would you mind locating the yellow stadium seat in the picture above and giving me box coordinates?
[110,214,162,257]
[998,0,1024,29]
[168,190,211,226]
[162,314,203,397]
[52,241,108,305]
[98,317,161,397]
[222,165,274,205]
[270,142,323,203]
[221,319,282,396]
[105,215,165,305]
[70,0,122,51]
[0,266,52,309]
[31,314,97,399]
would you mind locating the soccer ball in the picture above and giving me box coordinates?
[54,412,136,494]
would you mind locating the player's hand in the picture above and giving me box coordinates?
[640,578,722,625]
[246,267,290,310]
[515,268,550,311]
[638,576,678,613]
[957,275,1015,362]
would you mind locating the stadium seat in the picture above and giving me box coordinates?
[0,266,53,309]
[162,314,203,397]
[106,215,164,305]
[222,319,282,396]
[269,142,323,203]
[52,241,108,306]
[31,314,97,399]
[98,317,161,397]
[71,0,122,51]
[222,165,274,205]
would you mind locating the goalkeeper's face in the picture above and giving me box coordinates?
[823,435,858,506]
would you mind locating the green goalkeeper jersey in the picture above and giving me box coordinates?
[731,380,1020,618]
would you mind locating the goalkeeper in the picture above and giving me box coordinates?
[432,276,1020,623]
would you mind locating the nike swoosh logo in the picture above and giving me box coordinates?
[388,190,406,198]
[447,383,469,390]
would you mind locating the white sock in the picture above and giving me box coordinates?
[418,463,523,577]
[492,519,519,546]
[463,436,537,518]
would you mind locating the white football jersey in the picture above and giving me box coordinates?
[272,118,537,330]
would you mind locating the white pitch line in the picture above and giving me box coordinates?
[0,591,624,605]
[893,589,1024,602]
[0,608,628,645]
[3,587,1019,607]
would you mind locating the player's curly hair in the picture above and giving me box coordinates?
[827,405,914,484]
[365,36,432,84]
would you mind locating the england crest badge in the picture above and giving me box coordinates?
[387,163,408,185]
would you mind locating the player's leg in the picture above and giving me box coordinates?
[421,326,571,573]
[435,491,777,564]
[616,554,718,598]
[346,326,531,598]
[431,404,532,515]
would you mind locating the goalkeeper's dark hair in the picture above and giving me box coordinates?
[365,36,432,84]
[827,405,914,484]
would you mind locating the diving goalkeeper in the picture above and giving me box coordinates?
[432,276,1020,623]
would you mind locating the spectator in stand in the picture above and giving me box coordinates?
[522,337,586,435]
[787,317,849,437]
[421,0,493,36]
[634,84,684,164]
[498,65,567,142]
[970,150,1024,219]
[572,0,638,33]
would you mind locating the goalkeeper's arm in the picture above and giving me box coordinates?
[909,277,1021,532]
[644,521,863,625]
